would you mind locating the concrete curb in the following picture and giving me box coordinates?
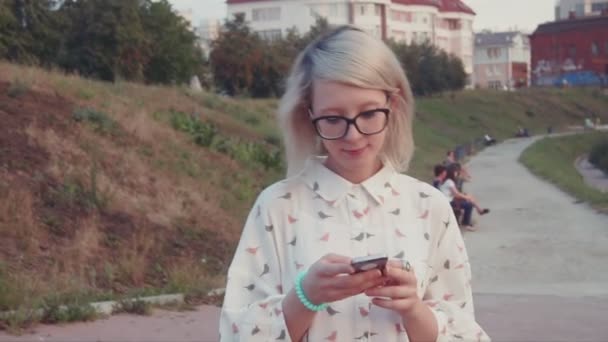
[0,293,185,320]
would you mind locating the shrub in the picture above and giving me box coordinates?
[73,107,118,135]
[169,110,217,147]
[589,139,608,174]
[7,78,31,98]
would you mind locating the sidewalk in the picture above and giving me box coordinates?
[0,305,221,342]
[463,137,608,340]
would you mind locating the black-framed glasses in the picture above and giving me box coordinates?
[310,108,390,140]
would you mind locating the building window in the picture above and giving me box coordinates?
[374,4,382,16]
[591,2,608,12]
[252,7,281,21]
[392,30,406,42]
[256,29,282,41]
[391,10,412,22]
[489,81,502,89]
[422,32,430,42]
[487,48,501,59]
[360,4,366,15]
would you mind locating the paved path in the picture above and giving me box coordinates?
[464,137,608,341]
[0,306,221,342]
[2,136,608,342]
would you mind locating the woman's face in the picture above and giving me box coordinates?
[310,80,389,176]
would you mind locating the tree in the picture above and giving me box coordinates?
[0,0,62,66]
[210,13,264,96]
[139,0,202,84]
[301,16,331,47]
[57,0,148,81]
[0,1,20,60]
[446,54,467,90]
[389,40,466,96]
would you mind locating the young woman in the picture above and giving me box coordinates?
[439,163,490,231]
[220,26,489,342]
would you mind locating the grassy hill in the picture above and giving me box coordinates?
[1,61,607,329]
[520,132,608,212]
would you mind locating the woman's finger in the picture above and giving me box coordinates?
[322,253,353,264]
[371,297,417,311]
[330,269,382,290]
[318,262,354,276]
[365,285,417,299]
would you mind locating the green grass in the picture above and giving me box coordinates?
[409,89,608,180]
[519,131,608,212]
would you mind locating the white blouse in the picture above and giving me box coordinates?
[439,179,457,202]
[220,157,490,342]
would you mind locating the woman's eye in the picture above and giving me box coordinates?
[360,111,378,119]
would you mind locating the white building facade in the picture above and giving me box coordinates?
[473,31,531,89]
[555,0,608,19]
[227,0,476,85]
[197,19,222,57]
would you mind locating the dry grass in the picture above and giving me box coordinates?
[0,61,274,331]
[0,188,39,254]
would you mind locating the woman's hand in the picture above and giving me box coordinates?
[364,260,425,320]
[301,254,386,305]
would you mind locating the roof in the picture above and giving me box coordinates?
[393,0,475,15]
[531,15,608,35]
[226,0,476,15]
[475,31,521,47]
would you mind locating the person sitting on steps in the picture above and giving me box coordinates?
[439,163,490,231]
[432,164,446,189]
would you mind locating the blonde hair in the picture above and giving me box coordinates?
[278,26,415,177]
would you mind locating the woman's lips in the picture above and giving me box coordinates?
[343,146,367,157]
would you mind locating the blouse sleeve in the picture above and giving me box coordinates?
[424,196,491,342]
[219,192,291,341]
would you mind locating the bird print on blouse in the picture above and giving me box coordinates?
[219,157,490,342]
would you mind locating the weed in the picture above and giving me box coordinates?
[40,301,97,324]
[77,88,95,100]
[7,78,30,98]
[73,107,119,135]
[169,110,217,147]
[112,298,152,316]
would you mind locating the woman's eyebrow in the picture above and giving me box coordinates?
[317,101,385,114]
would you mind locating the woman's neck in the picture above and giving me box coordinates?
[324,158,383,184]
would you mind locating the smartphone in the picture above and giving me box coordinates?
[351,254,388,274]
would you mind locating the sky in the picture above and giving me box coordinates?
[169,0,557,32]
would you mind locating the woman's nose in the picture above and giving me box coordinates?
[342,122,363,141]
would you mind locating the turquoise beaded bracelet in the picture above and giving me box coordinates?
[295,271,328,312]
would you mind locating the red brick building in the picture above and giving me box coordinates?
[530,14,608,86]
